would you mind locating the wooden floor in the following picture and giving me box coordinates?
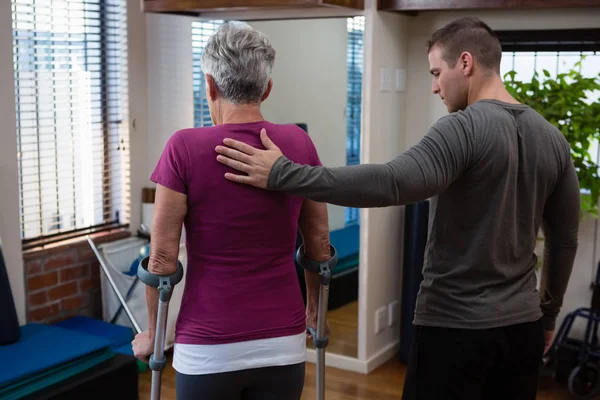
[139,354,573,399]
[307,301,359,358]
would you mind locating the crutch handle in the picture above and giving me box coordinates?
[307,326,329,348]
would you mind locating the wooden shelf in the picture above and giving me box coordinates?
[378,0,600,14]
[142,0,364,16]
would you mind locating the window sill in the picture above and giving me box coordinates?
[22,228,132,260]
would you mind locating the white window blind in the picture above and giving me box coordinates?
[12,0,130,249]
[345,16,364,226]
[192,20,223,128]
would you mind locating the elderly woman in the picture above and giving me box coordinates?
[131,21,331,399]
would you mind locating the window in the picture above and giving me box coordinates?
[12,0,130,249]
[192,20,223,128]
[497,29,600,178]
[345,16,364,226]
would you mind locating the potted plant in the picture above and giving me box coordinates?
[504,57,600,267]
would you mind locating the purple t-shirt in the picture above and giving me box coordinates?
[150,121,322,345]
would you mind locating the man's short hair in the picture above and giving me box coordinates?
[427,17,502,73]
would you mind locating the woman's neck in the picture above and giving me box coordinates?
[219,103,264,125]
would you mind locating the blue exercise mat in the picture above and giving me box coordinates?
[0,323,114,400]
[54,316,134,349]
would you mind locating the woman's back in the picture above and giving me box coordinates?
[151,120,321,345]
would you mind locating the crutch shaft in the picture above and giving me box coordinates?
[316,283,330,339]
[151,370,162,400]
[149,298,170,400]
[316,348,325,400]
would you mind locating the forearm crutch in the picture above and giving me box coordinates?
[296,244,338,400]
[137,256,184,400]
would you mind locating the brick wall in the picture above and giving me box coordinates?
[23,230,131,323]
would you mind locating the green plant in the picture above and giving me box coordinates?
[504,57,600,217]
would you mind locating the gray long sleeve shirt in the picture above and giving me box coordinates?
[268,99,580,331]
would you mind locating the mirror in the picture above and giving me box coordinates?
[191,15,364,360]
[245,16,365,359]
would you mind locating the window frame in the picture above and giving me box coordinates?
[12,0,129,250]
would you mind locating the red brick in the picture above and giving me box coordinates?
[43,250,77,270]
[47,282,78,301]
[28,291,48,307]
[90,260,100,276]
[78,246,97,262]
[28,303,60,322]
[90,272,101,290]
[60,264,89,282]
[28,272,58,291]
[61,295,87,311]
[25,259,43,275]
[79,277,93,292]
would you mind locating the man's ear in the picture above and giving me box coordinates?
[459,51,474,76]
[261,79,273,103]
[206,74,218,101]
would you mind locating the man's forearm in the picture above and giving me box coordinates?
[267,157,402,207]
[540,242,577,331]
[267,122,469,208]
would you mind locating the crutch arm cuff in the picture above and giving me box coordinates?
[138,257,184,289]
[296,244,338,277]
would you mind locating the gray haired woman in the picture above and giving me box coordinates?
[132,21,331,400]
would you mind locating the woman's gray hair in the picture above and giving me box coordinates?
[201,21,276,105]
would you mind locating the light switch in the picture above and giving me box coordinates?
[395,69,406,92]
[380,67,392,92]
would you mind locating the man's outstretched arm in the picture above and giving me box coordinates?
[216,115,477,208]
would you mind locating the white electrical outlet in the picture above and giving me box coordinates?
[395,69,406,92]
[388,300,400,326]
[375,306,388,334]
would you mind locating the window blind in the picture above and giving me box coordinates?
[192,20,223,128]
[345,16,364,226]
[12,0,130,249]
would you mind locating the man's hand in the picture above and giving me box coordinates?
[215,128,283,189]
[544,330,554,355]
[132,330,155,363]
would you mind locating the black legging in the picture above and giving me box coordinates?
[175,362,305,400]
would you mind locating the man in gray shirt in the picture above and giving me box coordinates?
[215,17,580,400]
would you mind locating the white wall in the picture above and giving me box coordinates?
[358,4,409,365]
[145,14,195,180]
[250,19,348,230]
[128,0,149,234]
[404,8,600,337]
[0,0,26,325]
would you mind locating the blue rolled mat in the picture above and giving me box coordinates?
[0,323,114,400]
